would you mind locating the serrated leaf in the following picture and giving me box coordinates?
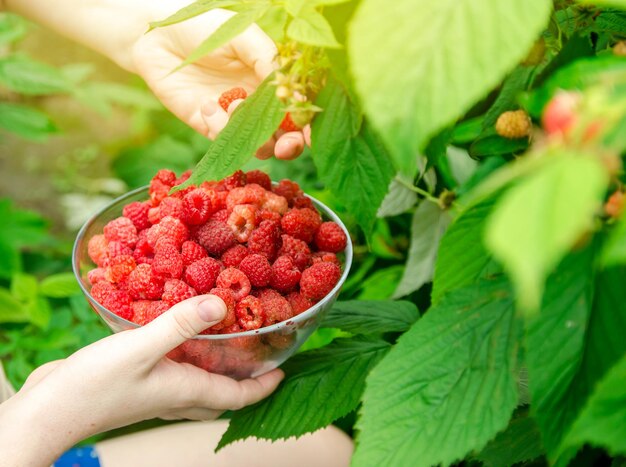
[353,278,520,467]
[148,0,238,30]
[311,76,395,235]
[602,218,626,267]
[349,0,551,176]
[0,288,28,324]
[0,54,70,95]
[445,146,478,187]
[176,76,283,189]
[25,296,51,329]
[376,175,418,217]
[357,265,404,300]
[321,300,419,334]
[10,273,38,303]
[255,5,288,41]
[217,337,391,449]
[0,102,57,141]
[482,66,535,130]
[485,153,608,312]
[39,273,81,298]
[393,201,451,298]
[287,6,340,48]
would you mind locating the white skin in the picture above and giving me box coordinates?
[0,295,284,467]
[5,0,310,159]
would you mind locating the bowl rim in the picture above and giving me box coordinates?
[72,184,353,340]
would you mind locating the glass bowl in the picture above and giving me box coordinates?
[72,186,353,380]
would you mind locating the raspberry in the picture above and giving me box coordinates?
[149,169,177,206]
[273,179,303,205]
[211,209,230,223]
[105,255,136,283]
[277,234,311,271]
[148,300,170,322]
[218,87,247,111]
[123,201,151,231]
[222,170,247,191]
[264,332,295,350]
[315,222,347,253]
[226,184,266,210]
[175,170,192,186]
[235,295,265,330]
[133,236,154,265]
[227,204,257,242]
[247,219,281,262]
[221,245,249,268]
[181,240,207,267]
[162,279,197,306]
[87,268,106,285]
[152,241,183,279]
[88,234,109,267]
[103,217,138,248]
[239,254,272,287]
[292,195,314,210]
[286,291,314,315]
[131,300,153,325]
[245,169,272,190]
[156,197,184,221]
[196,220,236,256]
[258,209,282,223]
[495,110,531,139]
[91,282,133,320]
[184,257,222,293]
[205,287,237,332]
[107,241,133,259]
[146,216,188,248]
[605,190,624,218]
[261,192,288,214]
[281,208,321,243]
[126,263,165,300]
[542,91,580,136]
[300,262,341,301]
[256,288,293,326]
[280,112,301,132]
[270,255,301,293]
[311,251,341,266]
[614,41,626,57]
[216,267,251,301]
[182,188,214,225]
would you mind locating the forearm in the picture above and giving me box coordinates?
[4,0,190,72]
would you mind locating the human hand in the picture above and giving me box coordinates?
[0,295,283,466]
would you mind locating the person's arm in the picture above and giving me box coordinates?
[0,295,283,467]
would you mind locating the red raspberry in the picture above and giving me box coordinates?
[311,251,341,266]
[236,295,265,330]
[256,288,293,326]
[247,219,281,262]
[152,241,183,279]
[196,220,236,256]
[227,204,258,242]
[300,262,341,300]
[162,279,197,306]
[218,87,247,111]
[148,300,170,323]
[286,291,314,315]
[270,255,301,293]
[131,300,152,325]
[221,245,249,268]
[277,234,311,271]
[211,209,230,223]
[103,217,138,248]
[205,287,237,332]
[281,208,322,243]
[88,234,109,267]
[181,240,207,267]
[126,263,165,300]
[542,91,580,136]
[182,188,214,225]
[245,170,272,190]
[149,169,177,206]
[264,332,295,350]
[91,282,133,320]
[146,216,188,248]
[226,184,266,210]
[107,241,133,259]
[105,255,136,283]
[133,236,154,265]
[280,112,301,132]
[292,195,314,210]
[87,268,106,285]
[184,257,222,293]
[273,179,302,205]
[175,170,192,186]
[258,209,282,223]
[261,192,288,214]
[222,170,247,190]
[239,254,272,287]
[315,222,347,253]
[605,190,624,218]
[123,201,151,231]
[216,267,251,301]
[156,197,184,221]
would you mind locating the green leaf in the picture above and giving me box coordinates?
[10,273,38,303]
[287,6,341,48]
[256,5,289,41]
[321,300,419,335]
[311,76,395,235]
[176,6,269,71]
[148,0,238,30]
[0,288,28,323]
[601,217,626,267]
[353,279,520,467]
[393,201,451,298]
[0,102,57,141]
[577,0,626,8]
[445,146,478,186]
[356,265,404,300]
[176,76,283,189]
[469,133,530,158]
[349,0,552,176]
[217,337,391,449]
[39,273,81,298]
[79,82,161,110]
[376,175,418,217]
[0,13,28,45]
[485,153,608,312]
[0,54,70,95]
[482,66,535,130]
[25,296,51,329]
[452,116,484,144]
[563,354,626,456]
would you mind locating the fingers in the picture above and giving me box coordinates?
[134,295,226,361]
[255,136,276,160]
[201,99,229,140]
[230,24,278,82]
[302,124,312,147]
[275,132,305,160]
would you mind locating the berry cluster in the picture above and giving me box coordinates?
[87,169,347,336]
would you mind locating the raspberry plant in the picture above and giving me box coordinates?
[153,0,626,465]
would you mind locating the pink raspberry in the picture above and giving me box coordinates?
[105,255,136,283]
[247,219,281,262]
[103,217,138,248]
[126,263,164,300]
[152,241,183,279]
[133,236,154,265]
[314,222,347,253]
[300,262,341,300]
[245,170,272,190]
[196,220,236,256]
[184,257,222,293]
[91,282,133,320]
[107,241,133,259]
[261,192,288,214]
[216,267,251,301]
[87,268,106,285]
[273,179,302,205]
[286,291,314,315]
[88,234,109,267]
[270,255,301,293]
[205,287,237,332]
[149,169,177,206]
[226,184,266,210]
[221,245,249,268]
[123,201,151,231]
[162,279,197,306]
[239,254,272,287]
[258,209,282,223]
[182,188,214,225]
[277,234,311,271]
[236,295,265,330]
[181,240,207,267]
[131,300,152,325]
[156,197,184,222]
[227,204,257,242]
[256,288,293,326]
[281,208,321,244]
[210,209,230,223]
[146,216,188,248]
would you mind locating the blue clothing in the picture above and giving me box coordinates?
[53,446,101,467]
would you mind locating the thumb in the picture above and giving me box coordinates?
[135,295,227,360]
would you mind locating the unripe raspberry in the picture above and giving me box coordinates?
[613,41,626,57]
[495,110,532,139]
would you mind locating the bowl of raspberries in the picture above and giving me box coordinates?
[72,168,352,380]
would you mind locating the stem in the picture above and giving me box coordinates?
[395,176,440,205]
